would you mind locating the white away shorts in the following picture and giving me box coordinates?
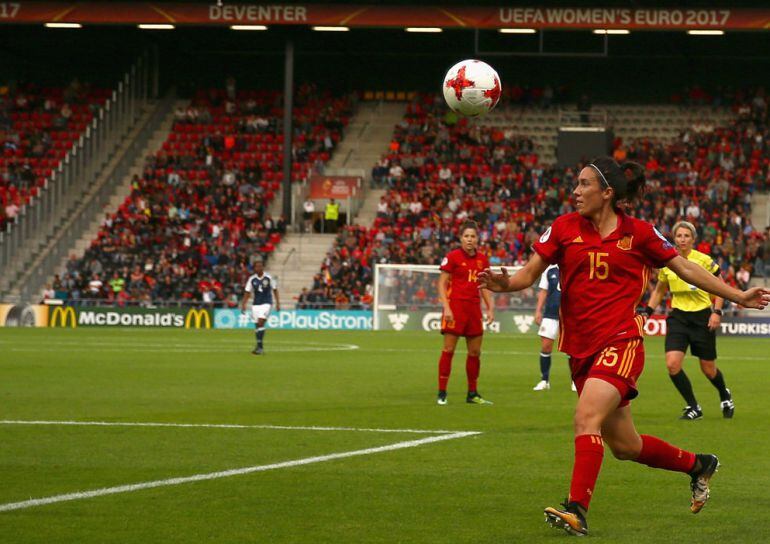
[538,317,559,340]
[251,303,272,322]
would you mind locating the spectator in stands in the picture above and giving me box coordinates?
[41,283,56,303]
[736,263,752,290]
[87,273,103,301]
[372,156,389,186]
[4,201,19,221]
[303,198,315,233]
[296,287,310,309]
[108,271,125,301]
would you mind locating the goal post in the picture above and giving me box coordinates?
[373,263,540,335]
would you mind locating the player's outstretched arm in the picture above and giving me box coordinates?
[478,252,549,293]
[666,256,770,309]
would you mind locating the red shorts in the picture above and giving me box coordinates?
[570,337,645,408]
[441,298,483,337]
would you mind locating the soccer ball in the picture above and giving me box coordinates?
[442,59,501,117]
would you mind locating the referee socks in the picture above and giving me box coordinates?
[670,370,699,408]
[708,369,731,402]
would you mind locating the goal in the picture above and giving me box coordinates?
[373,263,537,335]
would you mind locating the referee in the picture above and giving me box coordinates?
[646,221,735,420]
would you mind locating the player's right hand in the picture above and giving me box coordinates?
[478,267,510,292]
[443,307,454,324]
[534,309,543,325]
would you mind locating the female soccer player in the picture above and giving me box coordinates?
[436,220,495,405]
[646,221,734,420]
[479,157,769,536]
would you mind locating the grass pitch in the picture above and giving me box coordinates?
[1,328,769,543]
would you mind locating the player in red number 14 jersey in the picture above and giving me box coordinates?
[436,220,494,405]
[479,157,770,536]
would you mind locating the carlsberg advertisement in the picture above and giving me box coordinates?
[377,310,539,334]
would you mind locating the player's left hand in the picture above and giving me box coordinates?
[707,312,721,331]
[485,310,495,325]
[737,287,770,310]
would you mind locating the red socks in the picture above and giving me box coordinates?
[437,352,481,392]
[466,355,480,392]
[634,434,696,473]
[569,434,605,511]
[438,351,453,391]
[566,434,696,513]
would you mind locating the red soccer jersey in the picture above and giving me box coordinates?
[533,211,678,358]
[440,248,489,301]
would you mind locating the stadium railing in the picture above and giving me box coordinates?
[0,54,152,284]
[19,93,175,302]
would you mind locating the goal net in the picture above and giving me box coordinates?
[373,263,540,335]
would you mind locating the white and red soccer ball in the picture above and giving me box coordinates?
[442,59,501,117]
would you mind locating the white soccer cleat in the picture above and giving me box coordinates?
[571,381,577,392]
[533,380,551,391]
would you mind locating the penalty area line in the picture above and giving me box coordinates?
[0,431,480,513]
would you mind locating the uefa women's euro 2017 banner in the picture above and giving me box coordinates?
[214,309,372,330]
[4,4,770,31]
[308,175,361,200]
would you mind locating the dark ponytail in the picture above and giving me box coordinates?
[589,156,646,206]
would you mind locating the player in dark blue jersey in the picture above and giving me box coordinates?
[240,259,280,355]
[533,264,573,391]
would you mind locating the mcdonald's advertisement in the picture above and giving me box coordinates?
[46,306,212,329]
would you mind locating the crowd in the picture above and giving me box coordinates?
[1,80,110,231]
[52,83,354,305]
[310,91,770,311]
[45,85,770,309]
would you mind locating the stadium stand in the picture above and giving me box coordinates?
[0,80,111,232]
[53,84,354,305]
[313,89,769,310]
[50,86,770,308]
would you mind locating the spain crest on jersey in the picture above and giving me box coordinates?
[617,235,633,251]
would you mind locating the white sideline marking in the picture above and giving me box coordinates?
[0,431,479,513]
[0,420,470,435]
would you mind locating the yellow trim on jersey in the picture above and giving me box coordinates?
[658,250,719,312]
